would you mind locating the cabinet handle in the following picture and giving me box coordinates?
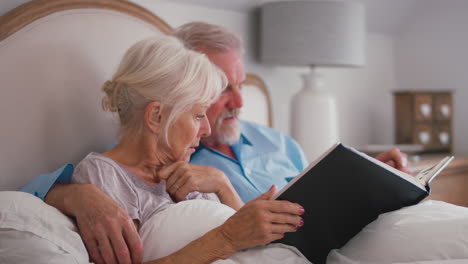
[439,132,450,145]
[440,104,451,118]
[419,131,431,144]
[420,103,432,118]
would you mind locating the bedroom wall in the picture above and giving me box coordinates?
[131,0,396,149]
[395,0,468,155]
[245,34,396,148]
[0,0,396,149]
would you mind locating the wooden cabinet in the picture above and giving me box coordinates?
[394,91,453,152]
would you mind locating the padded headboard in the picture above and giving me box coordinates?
[0,0,273,191]
[0,0,171,191]
[241,73,273,128]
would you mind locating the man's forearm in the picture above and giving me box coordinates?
[44,183,90,217]
[45,183,144,264]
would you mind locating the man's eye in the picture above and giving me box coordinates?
[196,115,206,120]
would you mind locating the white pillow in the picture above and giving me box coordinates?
[140,199,310,264]
[327,200,468,264]
[139,199,235,261]
[0,191,89,264]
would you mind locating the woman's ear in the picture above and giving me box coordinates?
[145,101,162,134]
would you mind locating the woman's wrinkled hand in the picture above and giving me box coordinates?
[157,162,230,201]
[216,185,305,251]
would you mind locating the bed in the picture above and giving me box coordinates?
[1,0,468,263]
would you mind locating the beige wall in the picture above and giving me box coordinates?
[395,0,468,155]
[1,0,398,149]
[132,0,397,148]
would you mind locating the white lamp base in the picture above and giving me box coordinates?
[291,68,339,162]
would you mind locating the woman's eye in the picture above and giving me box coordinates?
[196,115,205,120]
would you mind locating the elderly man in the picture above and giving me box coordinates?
[22,22,409,264]
[173,22,408,202]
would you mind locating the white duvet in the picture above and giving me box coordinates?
[2,191,468,264]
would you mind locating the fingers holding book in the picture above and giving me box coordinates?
[217,185,305,250]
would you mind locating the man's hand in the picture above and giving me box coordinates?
[216,185,304,251]
[45,184,143,264]
[375,147,412,174]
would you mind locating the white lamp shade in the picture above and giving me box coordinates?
[260,1,365,67]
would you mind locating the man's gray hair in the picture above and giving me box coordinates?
[172,22,243,53]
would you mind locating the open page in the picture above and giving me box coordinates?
[415,156,454,184]
[350,147,454,189]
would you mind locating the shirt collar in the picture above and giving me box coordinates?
[239,133,253,146]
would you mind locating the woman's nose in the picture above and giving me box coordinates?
[199,116,211,137]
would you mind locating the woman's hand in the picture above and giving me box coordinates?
[216,185,305,251]
[157,162,242,208]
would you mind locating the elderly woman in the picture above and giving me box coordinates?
[71,35,309,264]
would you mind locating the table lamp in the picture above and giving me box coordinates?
[260,0,365,161]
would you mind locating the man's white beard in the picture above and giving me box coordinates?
[216,120,240,145]
[204,108,241,145]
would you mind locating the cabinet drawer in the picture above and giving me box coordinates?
[435,95,452,120]
[434,123,451,148]
[413,123,433,146]
[414,95,433,121]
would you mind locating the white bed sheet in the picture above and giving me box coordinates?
[0,191,90,263]
[2,191,468,263]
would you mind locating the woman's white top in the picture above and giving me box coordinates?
[72,152,219,225]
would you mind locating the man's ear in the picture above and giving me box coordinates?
[145,101,162,134]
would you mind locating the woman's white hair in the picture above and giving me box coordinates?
[102,35,227,143]
[171,22,243,53]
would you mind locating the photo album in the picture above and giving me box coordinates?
[274,143,454,264]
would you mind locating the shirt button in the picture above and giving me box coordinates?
[245,168,251,174]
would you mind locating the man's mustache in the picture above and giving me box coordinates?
[216,108,241,124]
